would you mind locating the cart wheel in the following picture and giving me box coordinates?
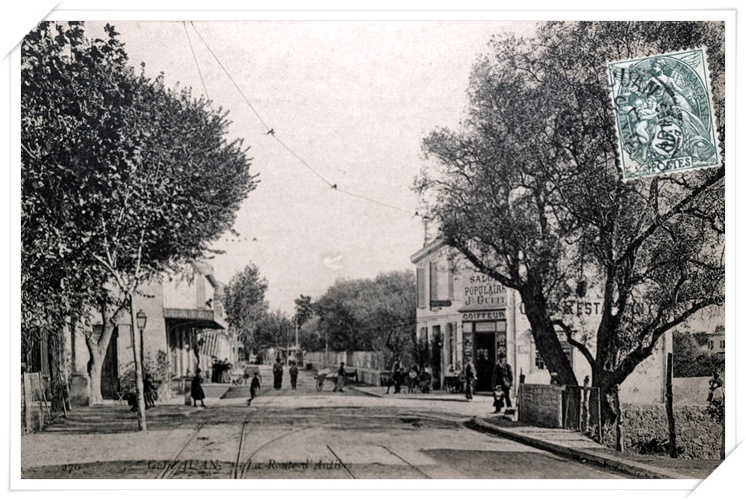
[316,377,324,392]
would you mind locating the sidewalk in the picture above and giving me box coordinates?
[471,416,720,480]
[350,384,493,403]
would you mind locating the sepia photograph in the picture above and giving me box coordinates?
[16,7,732,489]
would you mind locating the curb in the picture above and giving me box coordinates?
[349,386,491,403]
[470,417,693,480]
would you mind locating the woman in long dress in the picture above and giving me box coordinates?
[191,368,207,408]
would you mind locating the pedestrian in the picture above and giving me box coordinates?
[407,364,420,394]
[221,358,233,384]
[394,365,404,394]
[191,368,207,408]
[248,372,261,405]
[272,358,284,390]
[419,366,433,393]
[386,359,400,395]
[464,357,476,400]
[243,364,252,385]
[143,374,158,409]
[290,361,299,390]
[492,354,513,413]
[333,361,346,392]
[707,370,723,402]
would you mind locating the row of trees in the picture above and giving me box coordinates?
[417,21,725,427]
[22,22,257,430]
[223,267,417,368]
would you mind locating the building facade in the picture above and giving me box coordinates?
[411,239,671,404]
[68,262,230,404]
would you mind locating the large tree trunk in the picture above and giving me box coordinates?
[592,367,619,432]
[47,326,71,413]
[521,287,577,387]
[84,309,120,405]
[85,337,106,406]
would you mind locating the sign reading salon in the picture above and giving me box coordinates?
[461,270,507,310]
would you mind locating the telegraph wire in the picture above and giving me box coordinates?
[336,187,411,214]
[271,134,335,188]
[182,21,210,102]
[185,21,419,217]
[189,21,271,131]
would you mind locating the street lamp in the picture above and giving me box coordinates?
[136,310,147,369]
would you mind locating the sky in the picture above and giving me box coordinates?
[83,20,537,314]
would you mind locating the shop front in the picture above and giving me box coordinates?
[461,310,507,392]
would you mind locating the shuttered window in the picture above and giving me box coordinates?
[416,266,426,308]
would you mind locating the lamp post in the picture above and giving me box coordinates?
[136,310,147,371]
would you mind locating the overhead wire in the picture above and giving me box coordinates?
[182,21,210,102]
[186,21,418,217]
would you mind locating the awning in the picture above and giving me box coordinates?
[164,308,228,331]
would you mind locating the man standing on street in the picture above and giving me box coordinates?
[333,361,346,392]
[492,354,513,413]
[272,357,284,390]
[464,356,476,400]
[290,361,299,390]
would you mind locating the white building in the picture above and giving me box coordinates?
[411,239,671,404]
[66,261,230,404]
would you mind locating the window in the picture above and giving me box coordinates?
[447,323,455,369]
[720,340,725,349]
[416,267,426,309]
[535,351,545,370]
[533,342,573,370]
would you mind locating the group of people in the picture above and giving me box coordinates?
[211,358,233,383]
[127,374,159,412]
[385,361,434,395]
[272,358,300,390]
[463,353,513,414]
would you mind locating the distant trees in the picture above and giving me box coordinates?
[224,263,269,358]
[417,21,724,426]
[313,271,417,364]
[22,22,257,428]
[672,329,724,378]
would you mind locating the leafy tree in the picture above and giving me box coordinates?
[253,309,294,357]
[22,22,257,429]
[224,264,269,358]
[417,21,724,426]
[294,294,314,327]
[314,271,416,363]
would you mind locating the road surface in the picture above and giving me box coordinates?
[22,367,627,479]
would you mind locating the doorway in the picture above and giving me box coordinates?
[474,331,495,392]
[101,326,120,399]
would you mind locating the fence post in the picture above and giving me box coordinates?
[22,374,31,434]
[597,388,603,442]
[666,352,678,458]
[613,384,624,452]
[581,376,589,433]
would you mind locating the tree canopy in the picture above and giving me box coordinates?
[224,263,269,354]
[314,271,416,361]
[22,22,258,421]
[417,21,725,423]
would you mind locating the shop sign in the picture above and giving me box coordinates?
[462,310,505,321]
[462,271,507,308]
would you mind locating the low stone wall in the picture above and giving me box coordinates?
[519,384,564,428]
[355,367,385,386]
[603,403,722,459]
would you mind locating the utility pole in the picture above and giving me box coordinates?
[295,317,299,350]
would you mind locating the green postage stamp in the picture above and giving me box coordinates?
[608,48,721,180]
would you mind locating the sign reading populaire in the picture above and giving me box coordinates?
[461,271,507,309]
